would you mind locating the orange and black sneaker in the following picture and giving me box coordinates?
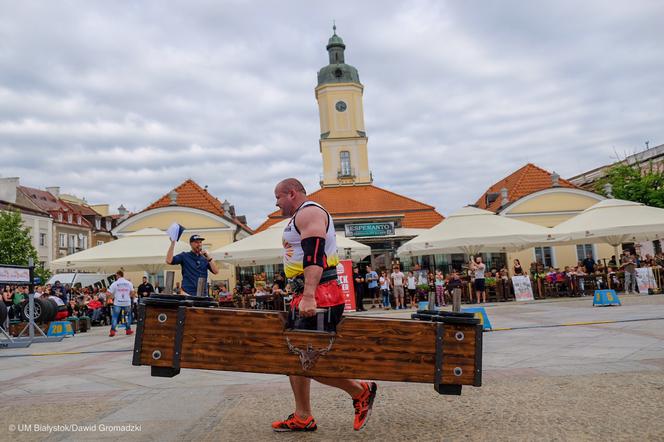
[353,381,378,431]
[272,413,317,432]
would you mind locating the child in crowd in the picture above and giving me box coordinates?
[434,271,446,307]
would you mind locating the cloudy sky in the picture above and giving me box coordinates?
[1,0,662,227]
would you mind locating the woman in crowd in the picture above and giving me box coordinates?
[427,271,436,300]
[67,298,81,318]
[406,271,417,308]
[379,270,391,309]
[86,294,105,323]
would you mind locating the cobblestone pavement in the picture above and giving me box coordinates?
[1,294,663,441]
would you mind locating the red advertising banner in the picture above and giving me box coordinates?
[337,260,356,311]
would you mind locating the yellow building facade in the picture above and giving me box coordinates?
[316,27,372,187]
[501,188,614,271]
[112,179,251,290]
[476,164,614,272]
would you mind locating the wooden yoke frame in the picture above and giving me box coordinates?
[133,296,482,395]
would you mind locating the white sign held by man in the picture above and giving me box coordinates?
[512,276,534,301]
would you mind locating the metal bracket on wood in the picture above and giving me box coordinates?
[285,336,335,371]
[434,321,463,395]
[132,303,146,366]
[474,323,483,387]
[173,306,186,370]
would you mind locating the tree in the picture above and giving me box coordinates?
[596,161,664,208]
[0,209,51,282]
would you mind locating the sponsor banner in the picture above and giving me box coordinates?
[336,259,356,311]
[511,275,534,301]
[635,267,657,294]
[0,266,31,284]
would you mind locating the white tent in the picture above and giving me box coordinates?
[397,206,557,257]
[50,228,190,273]
[549,198,664,256]
[211,219,371,266]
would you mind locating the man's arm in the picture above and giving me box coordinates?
[202,250,219,275]
[166,240,176,264]
[295,206,328,316]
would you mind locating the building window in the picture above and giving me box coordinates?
[340,151,351,176]
[68,213,73,223]
[39,233,46,247]
[81,236,87,249]
[95,217,101,230]
[106,219,111,231]
[58,212,63,222]
[97,240,104,246]
[59,233,66,248]
[69,234,77,249]
[534,246,554,268]
[576,244,594,262]
[77,215,81,225]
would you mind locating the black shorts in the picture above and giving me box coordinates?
[474,279,486,291]
[287,303,345,332]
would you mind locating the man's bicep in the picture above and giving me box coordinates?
[296,207,327,238]
[171,253,183,265]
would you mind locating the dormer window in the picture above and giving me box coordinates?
[77,215,81,225]
[106,219,111,231]
[68,213,72,223]
[95,217,101,230]
[58,212,63,222]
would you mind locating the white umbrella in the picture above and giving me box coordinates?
[549,198,664,256]
[50,228,190,273]
[211,219,371,266]
[397,206,556,257]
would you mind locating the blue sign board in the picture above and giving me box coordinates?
[593,289,621,307]
[461,307,492,330]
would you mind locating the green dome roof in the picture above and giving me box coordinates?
[318,24,360,86]
[317,63,360,86]
[327,33,345,49]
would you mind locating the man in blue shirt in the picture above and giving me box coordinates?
[365,265,379,309]
[166,234,219,296]
[582,253,595,274]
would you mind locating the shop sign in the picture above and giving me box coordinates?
[344,222,395,238]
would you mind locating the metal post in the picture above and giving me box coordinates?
[196,277,206,297]
[452,288,461,313]
[164,271,174,295]
[28,293,35,339]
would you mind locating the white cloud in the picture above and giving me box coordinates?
[0,0,662,227]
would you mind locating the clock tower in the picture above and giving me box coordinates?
[316,26,372,187]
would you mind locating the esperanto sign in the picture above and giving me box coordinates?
[344,222,395,238]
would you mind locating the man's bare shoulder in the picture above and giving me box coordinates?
[294,205,327,236]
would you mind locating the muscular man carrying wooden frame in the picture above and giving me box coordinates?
[272,178,377,432]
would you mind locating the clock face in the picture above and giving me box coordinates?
[335,101,347,112]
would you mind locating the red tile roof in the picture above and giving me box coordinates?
[255,184,444,232]
[475,163,577,212]
[143,179,252,233]
[68,202,101,217]
[18,186,68,212]
[18,185,92,227]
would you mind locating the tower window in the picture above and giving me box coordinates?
[340,151,351,177]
